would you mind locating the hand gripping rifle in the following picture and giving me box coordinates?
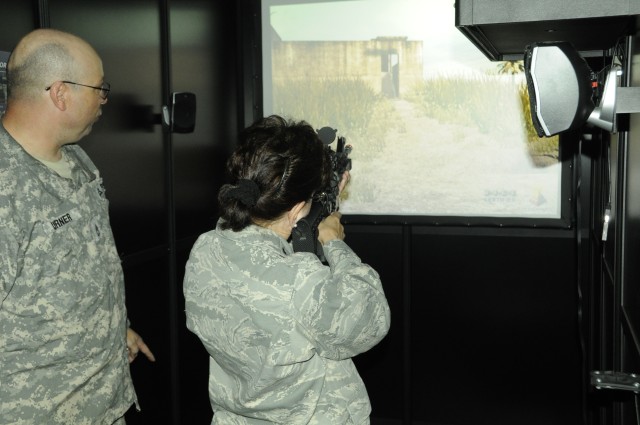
[291,127,352,262]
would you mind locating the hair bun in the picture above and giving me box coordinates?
[227,178,260,207]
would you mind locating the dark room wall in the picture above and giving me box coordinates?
[344,224,582,425]
[1,2,588,425]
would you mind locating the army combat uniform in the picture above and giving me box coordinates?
[184,221,391,425]
[0,124,137,424]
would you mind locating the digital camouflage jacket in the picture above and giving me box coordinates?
[184,220,391,425]
[0,124,137,424]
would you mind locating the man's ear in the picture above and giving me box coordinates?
[47,81,68,111]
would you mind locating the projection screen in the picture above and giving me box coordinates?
[261,0,562,218]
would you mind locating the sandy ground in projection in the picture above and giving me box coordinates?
[340,98,562,218]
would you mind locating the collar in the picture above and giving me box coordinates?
[217,220,294,256]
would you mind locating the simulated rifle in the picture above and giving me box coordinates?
[291,127,352,262]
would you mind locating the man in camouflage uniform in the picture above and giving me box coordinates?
[0,29,154,424]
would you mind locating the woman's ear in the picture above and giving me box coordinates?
[288,201,307,227]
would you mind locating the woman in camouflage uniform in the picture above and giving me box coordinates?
[183,115,391,424]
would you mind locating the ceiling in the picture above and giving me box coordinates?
[455,1,639,61]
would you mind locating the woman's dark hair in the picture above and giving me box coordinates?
[218,115,332,231]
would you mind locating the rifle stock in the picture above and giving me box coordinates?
[291,201,326,262]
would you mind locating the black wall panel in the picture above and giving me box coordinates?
[170,0,238,241]
[121,256,173,423]
[0,3,35,50]
[411,228,580,425]
[346,225,406,423]
[49,0,168,255]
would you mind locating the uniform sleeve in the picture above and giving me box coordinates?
[291,239,391,361]
[0,225,22,308]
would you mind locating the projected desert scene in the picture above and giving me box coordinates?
[264,0,561,218]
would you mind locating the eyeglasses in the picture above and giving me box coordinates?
[46,81,111,100]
